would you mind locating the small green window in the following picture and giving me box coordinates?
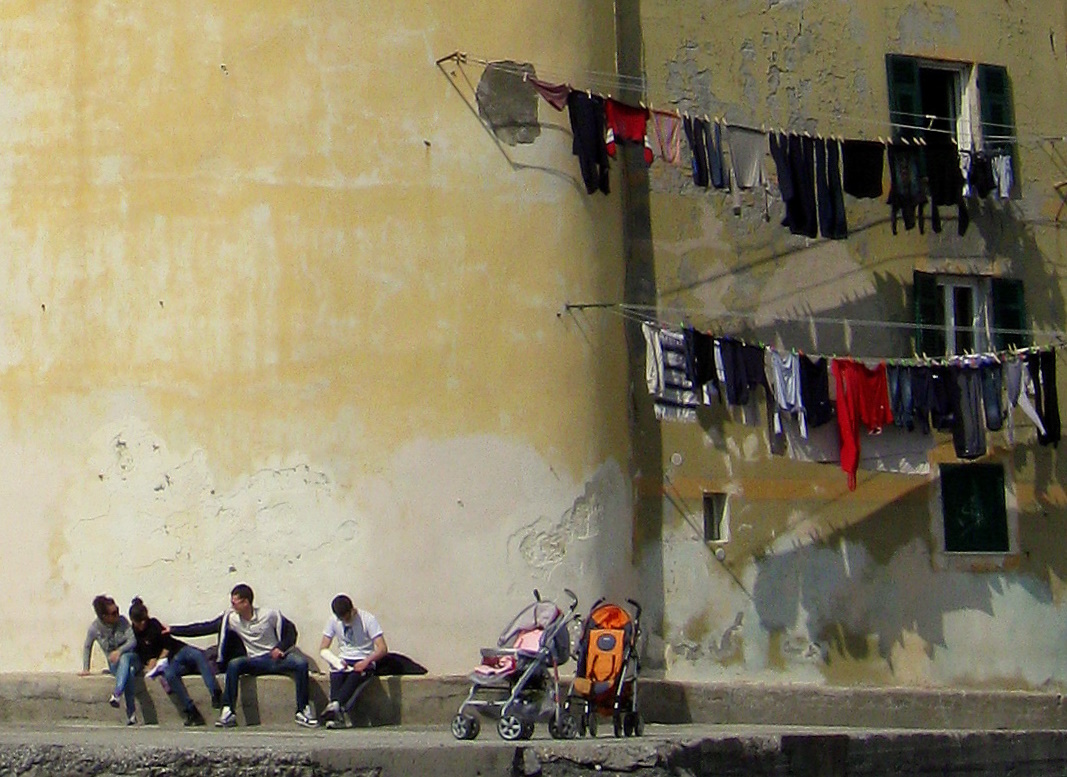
[940,463,1009,553]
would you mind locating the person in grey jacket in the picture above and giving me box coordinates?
[79,594,141,725]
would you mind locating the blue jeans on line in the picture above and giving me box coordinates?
[163,645,220,713]
[223,653,309,713]
[108,652,143,716]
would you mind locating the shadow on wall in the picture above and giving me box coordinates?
[751,469,1067,679]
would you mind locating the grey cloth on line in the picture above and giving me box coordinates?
[725,126,769,218]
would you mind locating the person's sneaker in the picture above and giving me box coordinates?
[108,693,121,708]
[215,706,237,728]
[126,713,137,726]
[321,700,341,721]
[184,706,206,727]
[324,716,346,730]
[294,704,318,728]
[145,658,168,679]
[211,688,223,710]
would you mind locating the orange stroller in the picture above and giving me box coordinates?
[567,598,642,737]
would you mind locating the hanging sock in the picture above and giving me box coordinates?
[527,77,570,112]
[683,116,710,187]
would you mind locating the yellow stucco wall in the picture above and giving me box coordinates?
[0,3,636,673]
[633,1,1067,688]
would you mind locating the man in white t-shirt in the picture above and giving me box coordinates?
[318,594,387,728]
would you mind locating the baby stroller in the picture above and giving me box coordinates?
[567,598,642,738]
[451,589,580,741]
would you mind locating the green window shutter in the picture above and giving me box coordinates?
[913,270,945,356]
[978,64,1015,155]
[991,276,1027,351]
[940,463,1009,553]
[886,54,922,141]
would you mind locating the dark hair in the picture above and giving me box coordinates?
[92,595,116,619]
[230,583,254,605]
[129,597,148,623]
[331,594,354,619]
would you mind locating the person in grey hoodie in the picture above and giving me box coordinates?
[79,594,141,724]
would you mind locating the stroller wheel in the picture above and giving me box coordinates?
[613,712,624,738]
[451,713,480,740]
[585,710,598,738]
[631,711,644,737]
[549,713,579,740]
[497,714,525,741]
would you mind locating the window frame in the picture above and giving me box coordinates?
[913,271,1028,357]
[931,462,1019,570]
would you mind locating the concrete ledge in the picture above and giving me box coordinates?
[2,673,1067,730]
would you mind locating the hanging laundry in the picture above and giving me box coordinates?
[1004,357,1046,444]
[887,364,915,431]
[707,120,727,189]
[770,132,808,236]
[683,116,710,187]
[604,98,653,165]
[841,139,885,199]
[787,134,818,237]
[567,92,610,195]
[682,326,719,404]
[726,126,771,218]
[926,145,969,236]
[651,110,683,165]
[642,322,699,422]
[928,365,956,431]
[799,355,834,429]
[832,359,894,490]
[980,358,1003,432]
[717,337,768,407]
[1026,350,1061,446]
[816,137,848,239]
[766,349,806,436]
[951,365,986,460]
[910,366,933,434]
[528,77,570,112]
[887,144,927,234]
[964,151,996,198]
[992,153,1013,200]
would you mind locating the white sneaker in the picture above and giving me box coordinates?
[145,658,168,679]
[323,700,341,719]
[126,713,137,726]
[107,693,121,708]
[215,706,237,728]
[295,704,318,728]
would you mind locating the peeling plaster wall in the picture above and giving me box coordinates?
[0,3,636,673]
[634,1,1067,689]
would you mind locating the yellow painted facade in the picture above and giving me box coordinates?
[1,3,635,673]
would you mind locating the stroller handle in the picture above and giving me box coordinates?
[564,588,579,611]
[627,598,643,620]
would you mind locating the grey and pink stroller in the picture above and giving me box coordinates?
[451,590,580,741]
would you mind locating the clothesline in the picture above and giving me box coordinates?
[439,51,1064,148]
[565,301,1067,365]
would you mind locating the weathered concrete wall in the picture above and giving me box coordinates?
[632,1,1067,688]
[0,3,636,673]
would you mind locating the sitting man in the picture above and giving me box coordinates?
[168,583,316,728]
[318,594,387,729]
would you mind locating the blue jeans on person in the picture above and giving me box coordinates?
[107,652,143,715]
[163,645,220,713]
[223,653,309,712]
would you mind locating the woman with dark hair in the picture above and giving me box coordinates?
[128,597,221,727]
[79,594,140,725]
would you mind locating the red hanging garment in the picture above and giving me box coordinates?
[832,359,893,490]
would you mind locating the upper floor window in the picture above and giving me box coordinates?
[886,55,1015,155]
[913,271,1027,357]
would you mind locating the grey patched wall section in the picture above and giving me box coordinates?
[476,61,541,146]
